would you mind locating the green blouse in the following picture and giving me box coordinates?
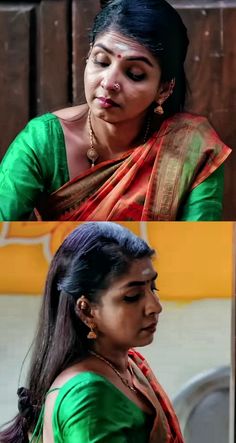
[0,114,224,221]
[30,372,153,443]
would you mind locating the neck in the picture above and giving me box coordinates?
[91,343,129,374]
[89,111,150,160]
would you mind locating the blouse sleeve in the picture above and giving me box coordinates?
[56,380,131,443]
[0,115,68,221]
[178,164,224,221]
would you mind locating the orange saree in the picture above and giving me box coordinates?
[128,349,184,443]
[37,113,231,221]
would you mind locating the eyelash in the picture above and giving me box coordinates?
[128,72,146,82]
[123,286,159,303]
[92,59,146,82]
[124,294,141,303]
[93,60,108,68]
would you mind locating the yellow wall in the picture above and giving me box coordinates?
[0,222,233,299]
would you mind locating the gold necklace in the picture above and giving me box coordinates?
[90,350,137,393]
[87,110,99,167]
[87,110,151,168]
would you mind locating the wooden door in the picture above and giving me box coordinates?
[170,1,236,219]
[0,0,70,158]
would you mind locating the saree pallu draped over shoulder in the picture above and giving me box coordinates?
[128,349,184,443]
[37,113,231,221]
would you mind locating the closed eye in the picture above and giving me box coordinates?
[123,294,141,303]
[91,58,146,82]
[127,71,146,82]
[93,59,109,68]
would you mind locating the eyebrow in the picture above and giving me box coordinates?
[93,43,154,67]
[121,272,158,289]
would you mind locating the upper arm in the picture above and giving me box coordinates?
[0,120,47,220]
[0,115,67,221]
[178,164,224,221]
[56,382,131,443]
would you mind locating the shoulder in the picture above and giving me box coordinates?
[2,113,61,165]
[10,113,63,149]
[162,112,231,158]
[53,373,127,428]
[12,113,66,160]
[47,373,139,441]
[53,104,88,121]
[3,112,68,181]
[165,112,212,134]
[23,113,63,138]
[56,372,123,410]
[45,373,115,441]
[164,112,226,145]
[24,112,59,129]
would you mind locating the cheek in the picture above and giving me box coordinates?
[125,87,157,111]
[127,79,160,104]
[84,66,100,94]
[97,306,139,334]
[114,307,142,330]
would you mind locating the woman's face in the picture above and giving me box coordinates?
[84,30,162,123]
[92,257,162,351]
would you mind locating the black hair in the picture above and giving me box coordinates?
[0,222,154,443]
[91,0,189,116]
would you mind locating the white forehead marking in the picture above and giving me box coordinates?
[112,42,131,52]
[142,267,153,276]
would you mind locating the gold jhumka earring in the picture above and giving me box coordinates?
[77,296,97,339]
[87,323,97,340]
[154,78,175,115]
[154,100,164,115]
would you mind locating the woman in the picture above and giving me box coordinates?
[0,0,231,221]
[0,222,183,442]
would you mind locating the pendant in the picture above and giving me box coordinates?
[87,147,99,166]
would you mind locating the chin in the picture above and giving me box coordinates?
[92,107,122,123]
[142,336,155,346]
[134,335,155,348]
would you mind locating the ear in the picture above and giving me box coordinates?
[76,295,94,325]
[155,78,175,104]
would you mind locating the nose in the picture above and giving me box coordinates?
[145,290,163,317]
[100,66,121,92]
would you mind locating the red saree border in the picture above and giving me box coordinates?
[128,349,184,443]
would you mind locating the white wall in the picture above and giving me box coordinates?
[140,298,231,398]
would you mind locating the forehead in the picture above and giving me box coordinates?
[112,257,157,288]
[93,30,157,62]
[127,257,156,277]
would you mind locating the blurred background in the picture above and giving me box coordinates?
[0,221,234,442]
[0,0,236,219]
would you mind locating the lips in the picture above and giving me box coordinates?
[142,322,157,331]
[97,97,119,107]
